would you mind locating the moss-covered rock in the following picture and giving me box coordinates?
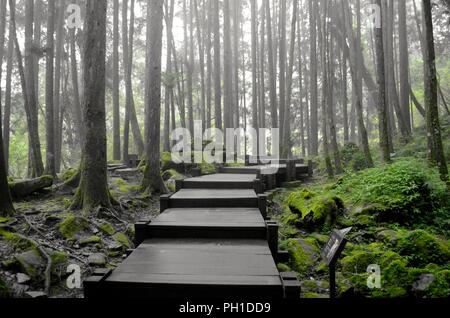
[279,238,320,276]
[112,178,141,194]
[79,235,102,246]
[277,263,292,272]
[58,213,90,240]
[59,168,79,183]
[98,221,116,236]
[286,189,344,230]
[113,232,132,249]
[395,230,450,267]
[0,229,36,251]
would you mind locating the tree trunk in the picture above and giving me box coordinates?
[278,0,287,156]
[71,0,113,212]
[112,0,121,160]
[3,0,13,172]
[0,0,15,216]
[205,0,213,129]
[213,0,222,131]
[9,176,54,198]
[69,28,83,154]
[422,0,448,180]
[142,0,164,193]
[398,0,412,133]
[259,2,266,129]
[308,0,318,155]
[266,0,278,129]
[251,0,258,137]
[24,0,45,177]
[373,0,391,163]
[223,0,233,132]
[163,0,175,152]
[44,0,56,176]
[232,0,240,128]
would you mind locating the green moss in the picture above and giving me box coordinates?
[0,229,35,251]
[286,189,344,229]
[112,178,141,194]
[0,277,10,298]
[162,169,185,181]
[59,168,79,183]
[199,162,216,175]
[113,232,132,249]
[277,263,292,272]
[80,236,102,246]
[98,221,116,235]
[427,269,450,298]
[303,292,322,299]
[58,213,90,240]
[0,217,12,224]
[396,230,450,267]
[279,238,319,275]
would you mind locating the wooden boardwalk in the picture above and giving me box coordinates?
[84,163,307,299]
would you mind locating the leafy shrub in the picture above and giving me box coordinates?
[332,159,449,224]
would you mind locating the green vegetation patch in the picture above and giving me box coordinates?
[98,221,116,236]
[279,238,319,276]
[58,213,90,240]
[113,232,132,249]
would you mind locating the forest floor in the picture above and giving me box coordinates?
[0,168,160,298]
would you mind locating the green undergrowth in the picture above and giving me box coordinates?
[273,155,450,298]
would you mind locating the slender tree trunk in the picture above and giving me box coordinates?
[232,0,240,128]
[266,0,278,129]
[422,0,448,180]
[223,0,233,133]
[0,0,15,216]
[278,0,287,156]
[373,0,391,163]
[44,0,56,176]
[251,0,258,137]
[163,0,175,153]
[259,2,266,129]
[309,0,319,155]
[398,0,412,133]
[112,0,121,160]
[142,0,164,193]
[69,28,82,153]
[283,0,298,158]
[54,1,64,172]
[213,0,222,131]
[318,0,333,178]
[71,0,113,212]
[194,0,206,127]
[205,0,213,129]
[23,0,45,177]
[3,2,14,172]
[342,29,349,143]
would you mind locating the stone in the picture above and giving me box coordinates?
[88,253,107,266]
[16,273,31,284]
[412,274,435,292]
[24,291,47,298]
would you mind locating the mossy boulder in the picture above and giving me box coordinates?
[113,232,132,249]
[59,168,79,183]
[277,263,292,272]
[286,189,344,230]
[98,221,116,236]
[0,229,35,252]
[79,236,102,246]
[162,169,185,181]
[112,178,141,194]
[58,213,90,240]
[395,230,450,267]
[279,238,320,276]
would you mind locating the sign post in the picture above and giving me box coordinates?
[320,227,352,299]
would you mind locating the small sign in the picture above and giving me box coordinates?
[321,227,352,266]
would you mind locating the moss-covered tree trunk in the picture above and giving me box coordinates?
[142,0,164,193]
[0,0,15,216]
[422,0,449,181]
[71,0,112,212]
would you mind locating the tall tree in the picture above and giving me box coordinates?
[398,0,412,133]
[142,0,164,193]
[44,0,56,176]
[205,0,213,128]
[283,0,298,158]
[266,0,278,129]
[278,0,286,153]
[308,0,319,155]
[373,0,391,163]
[422,0,448,180]
[213,0,222,131]
[3,0,14,172]
[0,0,15,216]
[24,0,45,176]
[71,0,113,211]
[112,0,121,160]
[223,0,233,131]
[251,0,258,135]
[259,2,266,129]
[163,0,175,152]
[194,0,206,126]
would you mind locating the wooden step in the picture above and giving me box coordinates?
[166,189,258,209]
[180,173,258,190]
[141,208,267,240]
[84,238,284,299]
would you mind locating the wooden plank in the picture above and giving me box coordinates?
[168,189,258,208]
